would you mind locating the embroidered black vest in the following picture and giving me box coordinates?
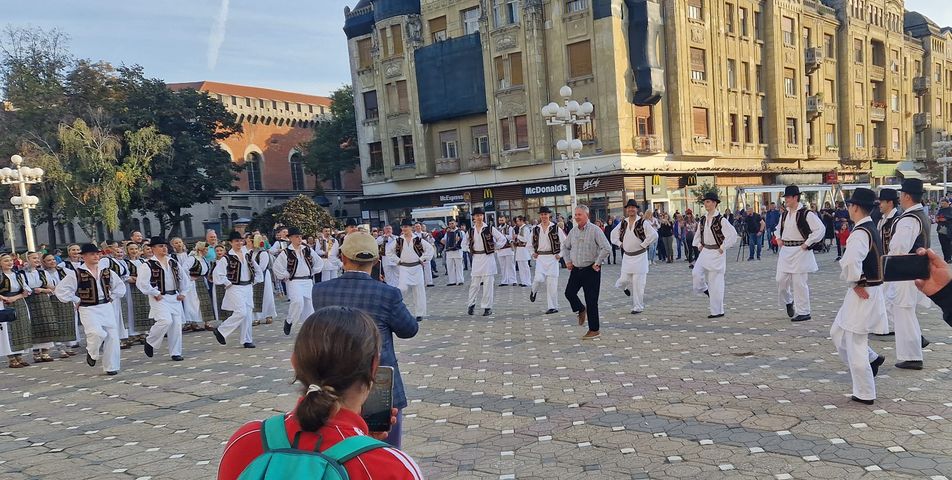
[498,226,512,249]
[19,270,48,289]
[395,236,424,258]
[0,271,26,295]
[854,220,884,287]
[532,224,561,254]
[880,212,898,253]
[619,218,647,245]
[513,226,528,247]
[779,209,814,240]
[699,214,726,247]
[891,209,932,252]
[147,258,182,293]
[225,251,254,285]
[444,230,462,251]
[468,225,495,254]
[188,256,208,276]
[76,268,112,306]
[284,246,314,279]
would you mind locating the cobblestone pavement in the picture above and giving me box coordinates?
[1,247,951,479]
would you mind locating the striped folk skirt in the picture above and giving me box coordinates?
[215,285,231,317]
[196,281,216,323]
[4,298,32,352]
[129,289,153,332]
[49,297,76,343]
[253,282,264,313]
[25,294,58,344]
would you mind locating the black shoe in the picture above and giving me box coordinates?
[106,371,118,376]
[870,355,885,377]
[432,274,439,278]
[243,342,256,349]
[785,303,795,318]
[213,328,226,345]
[482,308,492,316]
[283,321,292,336]
[498,283,507,287]
[791,314,812,322]
[144,342,154,358]
[86,352,96,367]
[703,290,709,297]
[530,291,537,302]
[415,316,422,322]
[545,309,558,314]
[922,336,931,348]
[872,332,895,337]
[171,355,184,361]
[426,285,434,288]
[747,257,754,261]
[835,256,842,261]
[467,305,475,315]
[850,396,874,405]
[624,289,631,297]
[631,310,642,315]
[707,313,724,318]
[895,360,923,370]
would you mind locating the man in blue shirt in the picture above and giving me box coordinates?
[764,202,781,254]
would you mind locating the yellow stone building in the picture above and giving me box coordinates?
[343,0,950,223]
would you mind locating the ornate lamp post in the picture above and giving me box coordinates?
[541,85,594,217]
[0,155,44,252]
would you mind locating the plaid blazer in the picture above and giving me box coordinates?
[312,271,418,409]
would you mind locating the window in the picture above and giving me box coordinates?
[729,114,739,142]
[567,41,592,78]
[853,39,864,63]
[690,48,706,81]
[429,16,447,42]
[782,17,794,46]
[493,0,519,27]
[727,59,737,89]
[357,38,373,69]
[272,100,277,109]
[472,124,490,155]
[741,62,750,90]
[853,82,864,106]
[756,64,763,92]
[802,27,811,48]
[692,107,709,138]
[290,153,305,191]
[439,130,459,159]
[231,96,237,106]
[738,7,748,36]
[391,137,400,164]
[688,0,703,20]
[500,117,512,150]
[402,135,415,164]
[890,89,899,111]
[936,62,942,82]
[387,80,409,113]
[891,128,900,150]
[246,152,263,191]
[515,115,529,148]
[494,52,523,89]
[363,90,378,119]
[824,34,835,59]
[285,102,290,110]
[855,124,865,147]
[783,68,796,96]
[754,11,763,40]
[825,123,836,146]
[308,105,313,113]
[245,98,251,107]
[785,118,798,144]
[462,7,480,35]
[757,116,766,144]
[566,0,588,13]
[936,98,942,117]
[743,115,752,143]
[725,3,734,34]
[391,25,404,55]
[804,74,813,96]
[296,103,302,112]
[824,79,835,101]
[635,105,653,136]
[368,142,384,170]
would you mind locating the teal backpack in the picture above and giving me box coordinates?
[238,415,389,480]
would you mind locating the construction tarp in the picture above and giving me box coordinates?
[415,33,487,124]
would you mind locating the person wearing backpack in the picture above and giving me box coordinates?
[218,306,424,480]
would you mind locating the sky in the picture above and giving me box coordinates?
[2,0,950,98]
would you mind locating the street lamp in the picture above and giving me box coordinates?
[934,140,952,196]
[541,85,594,218]
[0,155,43,252]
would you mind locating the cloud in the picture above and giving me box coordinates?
[206,0,230,70]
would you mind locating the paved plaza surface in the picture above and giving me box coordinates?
[1,248,952,479]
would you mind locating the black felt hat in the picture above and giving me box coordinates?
[227,231,243,242]
[898,178,925,195]
[878,188,898,202]
[783,185,801,197]
[79,243,100,255]
[287,227,302,237]
[624,199,639,209]
[148,236,168,246]
[472,207,485,216]
[846,188,877,209]
[538,206,552,214]
[345,218,358,227]
[702,192,721,204]
[400,218,413,227]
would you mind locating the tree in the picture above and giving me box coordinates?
[301,85,358,183]
[276,195,337,238]
[248,204,283,237]
[692,182,719,204]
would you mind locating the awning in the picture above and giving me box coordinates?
[313,195,332,207]
[735,184,834,195]
[896,161,923,179]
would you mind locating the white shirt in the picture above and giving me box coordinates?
[778,205,826,245]
[273,244,324,280]
[136,255,193,297]
[54,263,127,305]
[888,204,924,255]
[388,234,435,265]
[213,249,256,288]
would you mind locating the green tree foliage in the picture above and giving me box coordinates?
[692,182,720,204]
[248,204,283,236]
[301,85,358,183]
[276,195,337,238]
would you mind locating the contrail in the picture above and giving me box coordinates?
[207,0,230,70]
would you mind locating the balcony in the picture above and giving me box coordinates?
[468,155,491,171]
[870,101,886,121]
[871,146,887,160]
[366,166,385,182]
[915,149,928,160]
[805,47,823,74]
[636,134,662,153]
[914,76,930,95]
[806,94,824,119]
[807,145,820,158]
[914,112,932,131]
[869,64,886,80]
[435,157,460,174]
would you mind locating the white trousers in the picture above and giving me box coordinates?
[423,260,434,286]
[183,278,202,325]
[286,279,314,327]
[531,274,559,311]
[693,265,725,315]
[498,255,517,285]
[446,256,464,285]
[218,291,254,345]
[831,324,879,401]
[777,272,811,315]
[617,273,647,312]
[255,273,277,320]
[113,299,128,340]
[146,295,184,356]
[892,305,923,361]
[383,263,400,288]
[400,283,427,318]
[79,303,121,373]
[517,260,531,286]
[468,274,495,309]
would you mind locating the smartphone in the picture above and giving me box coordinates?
[361,366,394,433]
[883,254,930,282]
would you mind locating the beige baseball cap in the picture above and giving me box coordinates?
[340,232,379,262]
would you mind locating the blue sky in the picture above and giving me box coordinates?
[3,0,950,98]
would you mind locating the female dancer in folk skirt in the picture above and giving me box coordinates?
[22,252,59,362]
[184,241,216,331]
[213,245,229,321]
[124,243,151,346]
[250,234,276,326]
[0,253,33,368]
[41,253,77,358]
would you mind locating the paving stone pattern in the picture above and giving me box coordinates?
[1,248,951,479]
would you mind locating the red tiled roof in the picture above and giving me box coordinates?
[168,81,332,106]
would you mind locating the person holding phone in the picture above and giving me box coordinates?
[217,307,423,480]
[914,248,952,326]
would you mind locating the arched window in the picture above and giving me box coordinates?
[143,218,152,237]
[133,218,141,232]
[290,152,305,191]
[246,152,263,191]
[184,216,194,238]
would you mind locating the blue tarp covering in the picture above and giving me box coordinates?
[373,0,420,22]
[627,0,664,105]
[593,0,612,19]
[415,33,488,124]
[344,10,375,39]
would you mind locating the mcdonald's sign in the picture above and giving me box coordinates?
[686,174,698,186]
[482,188,494,199]
[651,175,662,186]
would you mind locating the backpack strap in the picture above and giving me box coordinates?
[322,435,389,464]
[260,415,292,452]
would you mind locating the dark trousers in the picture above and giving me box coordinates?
[565,265,601,332]
[385,410,403,449]
[939,233,952,262]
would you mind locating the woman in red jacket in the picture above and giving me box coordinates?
[218,306,424,480]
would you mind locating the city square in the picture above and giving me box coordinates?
[1,250,951,480]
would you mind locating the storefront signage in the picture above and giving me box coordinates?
[483,188,494,199]
[483,199,496,211]
[439,193,466,203]
[524,181,570,197]
[581,178,601,191]
[824,170,838,184]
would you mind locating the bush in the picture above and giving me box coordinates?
[276,195,338,238]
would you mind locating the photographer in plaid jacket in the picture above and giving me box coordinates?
[311,231,419,448]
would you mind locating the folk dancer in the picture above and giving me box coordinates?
[441,220,466,286]
[54,243,127,375]
[136,236,192,361]
[171,237,201,332]
[692,192,739,318]
[22,252,59,362]
[276,227,324,336]
[610,200,658,314]
[495,216,517,286]
[513,216,532,287]
[775,185,826,322]
[562,205,613,340]
[188,242,218,330]
[529,207,566,314]
[887,179,933,370]
[0,253,33,368]
[317,228,341,282]
[41,254,77,358]
[101,242,132,348]
[268,226,290,298]
[377,225,400,288]
[466,207,508,316]
[413,222,437,286]
[875,188,900,336]
[830,188,888,405]
[388,219,435,322]
[123,243,151,345]
[212,231,262,348]
[58,244,83,271]
[249,234,277,325]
